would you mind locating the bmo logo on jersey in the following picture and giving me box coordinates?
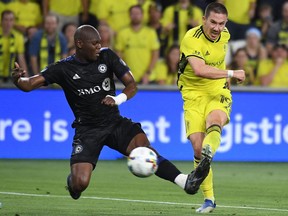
[78,78,111,95]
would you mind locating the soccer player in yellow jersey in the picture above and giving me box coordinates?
[178,3,245,213]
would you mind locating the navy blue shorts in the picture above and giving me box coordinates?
[70,117,144,168]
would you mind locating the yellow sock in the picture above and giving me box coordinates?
[200,167,214,201]
[199,125,221,201]
[203,124,222,155]
[194,156,214,201]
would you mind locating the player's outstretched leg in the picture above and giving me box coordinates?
[66,174,81,200]
[184,145,212,195]
[196,199,216,213]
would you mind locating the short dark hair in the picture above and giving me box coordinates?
[204,2,228,18]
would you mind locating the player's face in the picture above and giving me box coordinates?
[203,11,227,41]
[81,38,102,61]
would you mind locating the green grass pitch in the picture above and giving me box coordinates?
[0,159,287,216]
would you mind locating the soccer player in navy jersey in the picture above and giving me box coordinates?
[12,25,196,200]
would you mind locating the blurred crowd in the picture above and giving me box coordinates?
[1,0,288,88]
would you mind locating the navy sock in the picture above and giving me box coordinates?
[155,156,181,182]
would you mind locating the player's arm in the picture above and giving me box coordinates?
[120,71,137,99]
[102,71,137,106]
[187,56,246,82]
[12,62,46,92]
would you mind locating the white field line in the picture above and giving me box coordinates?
[0,191,288,213]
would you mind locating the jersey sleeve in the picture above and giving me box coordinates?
[106,49,130,79]
[181,31,204,60]
[41,62,63,85]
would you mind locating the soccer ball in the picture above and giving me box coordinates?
[127,147,158,178]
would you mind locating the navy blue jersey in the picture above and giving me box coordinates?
[41,48,130,127]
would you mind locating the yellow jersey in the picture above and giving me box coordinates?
[0,2,6,23]
[47,0,82,16]
[6,1,42,28]
[257,59,288,87]
[161,4,203,47]
[97,0,138,32]
[152,59,177,85]
[223,0,256,24]
[115,26,160,82]
[0,29,25,77]
[178,25,230,93]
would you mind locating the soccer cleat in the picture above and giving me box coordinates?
[184,145,212,195]
[196,199,216,213]
[201,144,213,161]
[66,174,81,200]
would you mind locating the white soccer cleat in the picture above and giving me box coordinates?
[196,199,216,213]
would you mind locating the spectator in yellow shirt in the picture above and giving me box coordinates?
[43,0,88,32]
[258,44,288,87]
[115,5,160,84]
[97,0,138,34]
[152,44,180,85]
[0,10,28,83]
[6,0,42,35]
[218,0,256,40]
[161,0,203,48]
[0,1,7,23]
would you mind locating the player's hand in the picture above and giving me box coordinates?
[101,96,117,107]
[233,70,246,83]
[11,62,26,84]
[102,93,127,106]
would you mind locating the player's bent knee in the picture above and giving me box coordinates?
[206,124,222,135]
[72,175,90,192]
[127,133,150,153]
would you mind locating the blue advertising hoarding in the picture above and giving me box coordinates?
[0,88,287,162]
